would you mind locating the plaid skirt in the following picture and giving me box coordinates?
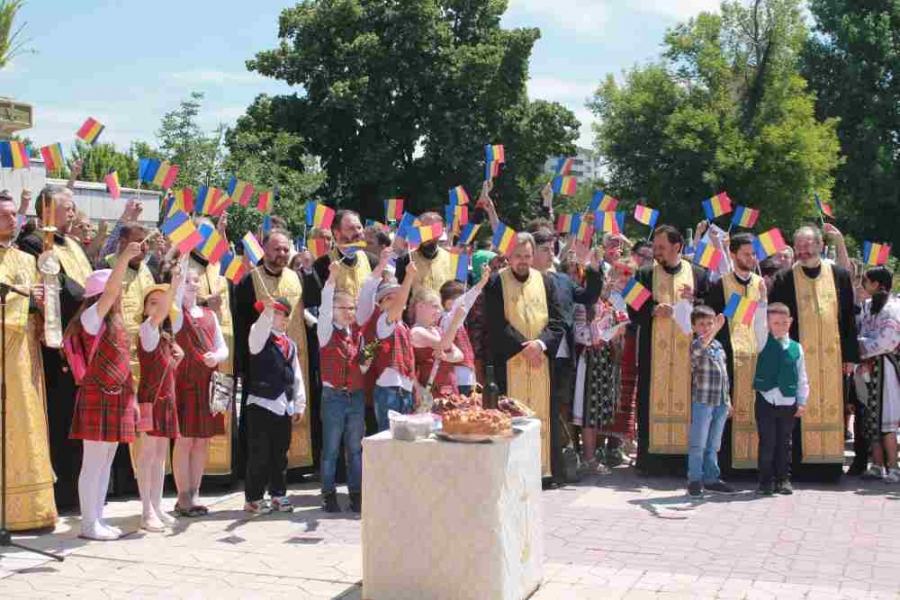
[138,395,180,439]
[70,384,137,444]
[176,374,225,438]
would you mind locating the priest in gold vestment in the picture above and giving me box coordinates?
[485,232,565,482]
[0,191,57,530]
[629,226,710,475]
[235,230,313,474]
[396,212,455,295]
[770,226,858,481]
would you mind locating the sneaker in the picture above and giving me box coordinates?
[271,496,295,513]
[776,480,794,495]
[862,465,886,480]
[688,482,703,498]
[756,483,775,497]
[884,469,900,483]
[80,522,120,541]
[244,501,272,515]
[349,492,362,514]
[322,493,341,513]
[703,480,736,494]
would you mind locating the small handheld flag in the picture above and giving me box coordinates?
[409,223,443,247]
[551,176,577,196]
[556,214,574,234]
[40,143,64,172]
[197,223,228,264]
[257,188,275,213]
[458,223,481,246]
[621,279,652,311]
[219,252,247,284]
[226,177,255,207]
[449,186,469,205]
[261,215,273,234]
[555,157,575,176]
[397,213,419,239]
[753,229,788,260]
[597,211,626,234]
[76,117,105,145]
[385,198,404,222]
[485,160,501,181]
[309,237,329,260]
[590,191,619,213]
[702,192,733,220]
[172,188,195,214]
[815,194,835,220]
[492,222,518,256]
[485,144,505,164]
[731,206,760,229]
[242,232,265,265]
[160,211,203,254]
[339,241,367,255]
[575,219,594,243]
[0,141,29,169]
[633,205,659,228]
[306,202,335,229]
[105,169,121,200]
[693,240,723,270]
[723,293,759,326]
[138,158,179,189]
[449,250,470,283]
[863,242,891,267]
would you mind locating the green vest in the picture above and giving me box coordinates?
[753,335,801,397]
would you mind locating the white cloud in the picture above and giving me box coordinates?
[629,0,721,19]
[506,0,611,34]
[170,70,264,86]
[527,77,596,104]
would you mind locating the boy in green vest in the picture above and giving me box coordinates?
[753,302,809,496]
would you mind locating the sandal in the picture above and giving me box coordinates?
[174,503,207,518]
[584,458,611,476]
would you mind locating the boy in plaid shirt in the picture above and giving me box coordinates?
[687,305,734,497]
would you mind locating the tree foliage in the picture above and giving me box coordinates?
[67,141,140,187]
[156,92,227,189]
[247,0,578,227]
[589,0,841,235]
[802,0,900,248]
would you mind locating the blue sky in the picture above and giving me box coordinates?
[1,0,721,153]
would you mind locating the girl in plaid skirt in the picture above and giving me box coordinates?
[135,265,184,532]
[172,265,229,517]
[65,242,142,541]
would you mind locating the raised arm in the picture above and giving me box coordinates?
[388,258,416,324]
[96,242,141,320]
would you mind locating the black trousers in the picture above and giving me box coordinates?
[755,394,797,484]
[43,349,82,509]
[551,358,574,483]
[245,404,292,502]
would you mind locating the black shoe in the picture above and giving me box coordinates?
[322,493,341,513]
[703,480,736,494]
[775,480,794,495]
[688,482,703,498]
[542,479,562,490]
[846,462,867,477]
[606,447,626,467]
[756,483,775,496]
[349,492,362,514]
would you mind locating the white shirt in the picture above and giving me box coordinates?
[374,311,414,391]
[247,308,306,416]
[752,304,810,406]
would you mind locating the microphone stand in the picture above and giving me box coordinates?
[0,282,63,561]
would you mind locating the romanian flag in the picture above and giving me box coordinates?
[262,215,273,233]
[723,293,759,326]
[410,223,443,247]
[815,194,834,219]
[0,141,29,168]
[385,198,404,222]
[551,176,577,196]
[40,143,64,172]
[197,223,228,264]
[307,202,335,229]
[173,188,195,214]
[242,232,265,265]
[454,205,469,228]
[556,214,574,234]
[555,157,575,176]
[138,158,179,189]
[485,160,502,181]
[703,192,733,220]
[590,191,618,212]
[693,240,723,270]
[597,211,626,234]
[449,186,469,205]
[621,279,652,311]
[458,223,481,246]
[160,211,203,254]
[863,242,891,267]
[397,213,419,239]
[257,188,275,213]
[365,219,390,232]
[492,222,517,256]
[219,252,247,284]
[485,144,505,164]
[575,219,594,243]
[449,250,470,283]
[76,117,105,145]
[227,177,255,207]
[753,228,787,260]
[339,241,367,255]
[633,204,659,228]
[105,169,121,199]
[309,237,329,260]
[731,206,760,229]
[200,187,231,217]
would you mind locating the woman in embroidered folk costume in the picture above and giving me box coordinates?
[853,267,900,482]
[172,264,229,517]
[65,244,143,541]
[135,267,184,532]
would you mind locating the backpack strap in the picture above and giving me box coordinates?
[87,322,106,363]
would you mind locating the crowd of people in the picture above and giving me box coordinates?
[2,174,898,541]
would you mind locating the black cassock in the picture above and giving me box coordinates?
[628,261,710,476]
[769,263,859,482]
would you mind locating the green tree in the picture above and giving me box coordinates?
[67,141,139,187]
[0,0,30,70]
[156,92,227,189]
[802,0,900,249]
[247,0,578,227]
[589,0,841,235]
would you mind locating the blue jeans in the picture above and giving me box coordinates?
[373,386,414,432]
[688,401,729,484]
[320,388,365,494]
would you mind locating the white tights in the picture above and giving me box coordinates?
[173,437,209,508]
[78,441,118,527]
[137,434,169,520]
